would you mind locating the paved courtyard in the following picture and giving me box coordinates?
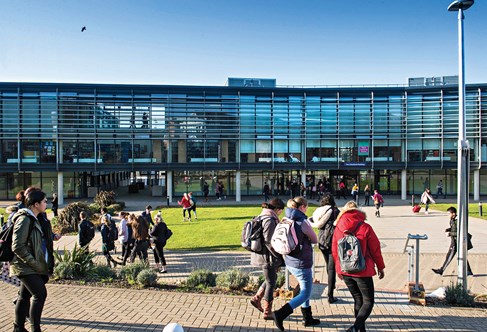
[1,193,487,331]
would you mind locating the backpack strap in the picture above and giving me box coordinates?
[13,211,37,242]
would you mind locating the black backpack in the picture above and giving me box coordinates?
[0,211,35,262]
[241,216,266,253]
[318,207,339,251]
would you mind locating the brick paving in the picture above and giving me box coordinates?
[1,193,487,331]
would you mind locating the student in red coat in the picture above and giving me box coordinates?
[332,201,385,332]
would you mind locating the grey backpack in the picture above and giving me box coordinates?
[337,222,366,273]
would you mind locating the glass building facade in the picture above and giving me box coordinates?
[1,81,486,200]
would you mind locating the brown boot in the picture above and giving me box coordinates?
[250,287,265,313]
[263,300,274,320]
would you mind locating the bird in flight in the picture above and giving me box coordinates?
[81,26,86,32]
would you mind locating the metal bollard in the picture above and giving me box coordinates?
[411,194,415,207]
[479,201,483,216]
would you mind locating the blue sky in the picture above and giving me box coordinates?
[0,0,485,86]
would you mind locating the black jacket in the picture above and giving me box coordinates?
[78,218,95,247]
[150,222,169,247]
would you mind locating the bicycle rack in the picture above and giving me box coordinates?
[403,233,428,305]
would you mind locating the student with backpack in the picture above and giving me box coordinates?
[100,215,120,267]
[273,197,320,331]
[10,187,52,332]
[332,201,385,332]
[249,198,285,321]
[78,211,95,250]
[308,193,340,303]
[150,213,172,273]
[372,190,384,217]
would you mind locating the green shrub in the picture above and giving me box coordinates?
[445,282,474,306]
[137,268,158,287]
[216,268,249,290]
[53,261,74,280]
[53,245,96,279]
[56,202,93,234]
[92,264,117,281]
[119,261,149,285]
[94,190,116,208]
[89,203,101,214]
[186,269,216,288]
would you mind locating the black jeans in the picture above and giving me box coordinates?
[153,242,166,266]
[130,240,149,263]
[441,240,472,274]
[16,274,48,331]
[260,265,278,302]
[319,249,336,297]
[343,276,374,332]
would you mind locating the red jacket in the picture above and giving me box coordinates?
[178,196,192,209]
[332,209,385,277]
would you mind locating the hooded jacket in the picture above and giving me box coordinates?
[284,208,318,269]
[250,208,284,268]
[332,208,385,277]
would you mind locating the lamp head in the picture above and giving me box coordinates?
[448,0,474,11]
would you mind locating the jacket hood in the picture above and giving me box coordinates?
[285,207,307,221]
[260,208,279,221]
[334,208,366,229]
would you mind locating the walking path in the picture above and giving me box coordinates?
[1,191,487,331]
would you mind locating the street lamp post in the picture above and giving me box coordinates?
[448,0,474,290]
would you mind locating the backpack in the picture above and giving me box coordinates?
[0,212,35,262]
[337,222,366,273]
[318,207,339,251]
[241,216,265,253]
[109,217,118,241]
[271,217,299,255]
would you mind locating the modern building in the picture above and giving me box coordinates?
[1,77,486,204]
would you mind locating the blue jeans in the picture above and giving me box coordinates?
[287,266,313,309]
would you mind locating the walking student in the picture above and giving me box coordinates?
[308,193,340,303]
[421,188,435,215]
[432,206,473,276]
[332,201,385,332]
[11,187,51,332]
[100,215,120,267]
[51,193,58,217]
[273,196,320,331]
[177,193,193,221]
[250,198,285,321]
[188,192,198,220]
[78,211,95,249]
[150,213,171,273]
[372,190,384,217]
[130,215,150,263]
[363,185,371,206]
[118,211,130,259]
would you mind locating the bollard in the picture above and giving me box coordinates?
[166,196,170,207]
[411,194,415,207]
[479,201,483,217]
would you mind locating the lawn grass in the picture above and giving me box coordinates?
[153,205,319,251]
[431,203,487,221]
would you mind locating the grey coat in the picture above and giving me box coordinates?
[250,209,284,268]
